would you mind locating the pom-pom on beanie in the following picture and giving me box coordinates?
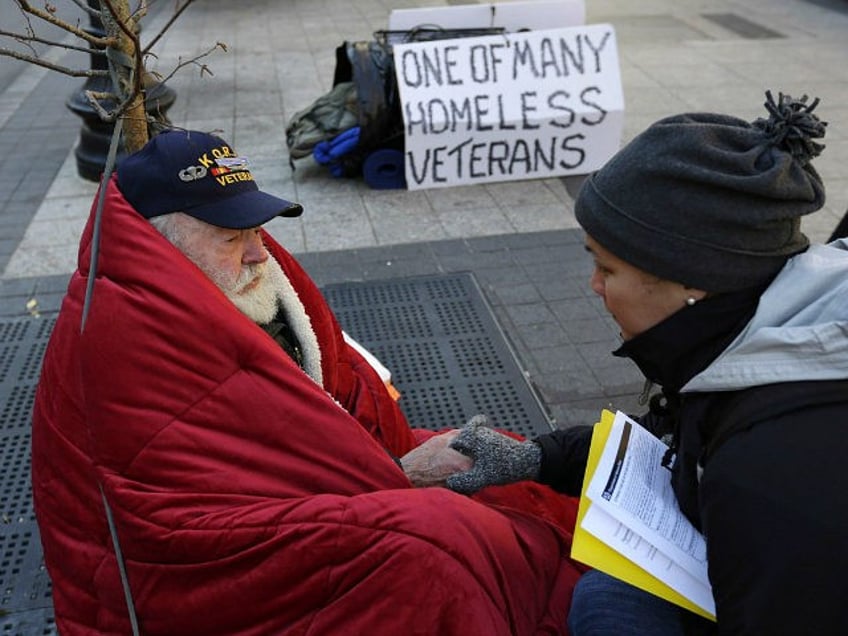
[575,91,827,292]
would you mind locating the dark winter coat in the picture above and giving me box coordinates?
[536,241,848,635]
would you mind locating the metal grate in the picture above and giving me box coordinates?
[0,608,57,635]
[0,272,552,631]
[0,525,53,615]
[1,384,35,432]
[0,316,56,632]
[0,318,55,386]
[323,272,553,437]
[1,430,35,523]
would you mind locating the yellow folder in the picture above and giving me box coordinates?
[570,409,717,621]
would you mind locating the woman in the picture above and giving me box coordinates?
[401,91,848,635]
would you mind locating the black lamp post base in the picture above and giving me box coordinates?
[67,79,176,182]
[65,2,177,182]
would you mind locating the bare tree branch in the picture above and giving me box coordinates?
[0,28,111,56]
[15,0,107,47]
[83,88,146,121]
[68,0,104,19]
[141,0,195,55]
[152,41,227,84]
[2,0,222,153]
[0,45,108,77]
[129,0,148,23]
[84,89,119,120]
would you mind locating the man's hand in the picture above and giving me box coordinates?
[400,430,474,488]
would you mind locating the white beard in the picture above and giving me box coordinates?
[153,213,324,385]
[204,253,324,385]
[218,257,286,325]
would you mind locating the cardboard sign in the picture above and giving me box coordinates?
[389,0,585,33]
[393,24,624,190]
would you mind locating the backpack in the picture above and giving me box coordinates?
[286,28,505,174]
[285,81,359,161]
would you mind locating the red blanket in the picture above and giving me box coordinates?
[32,176,583,634]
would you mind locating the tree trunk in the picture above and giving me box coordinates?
[99,0,149,152]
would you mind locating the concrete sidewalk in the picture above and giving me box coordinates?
[2,0,847,424]
[1,0,847,282]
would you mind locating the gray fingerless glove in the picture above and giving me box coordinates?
[446,414,542,494]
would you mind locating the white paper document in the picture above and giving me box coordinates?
[583,410,715,616]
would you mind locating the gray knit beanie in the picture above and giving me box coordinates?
[575,91,827,292]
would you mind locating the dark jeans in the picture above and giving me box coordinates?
[568,570,693,636]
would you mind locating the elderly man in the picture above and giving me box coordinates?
[31,129,582,635]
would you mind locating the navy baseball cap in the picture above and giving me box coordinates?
[117,129,303,229]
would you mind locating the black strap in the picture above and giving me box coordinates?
[100,485,141,635]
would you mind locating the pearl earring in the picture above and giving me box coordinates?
[686,297,697,306]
